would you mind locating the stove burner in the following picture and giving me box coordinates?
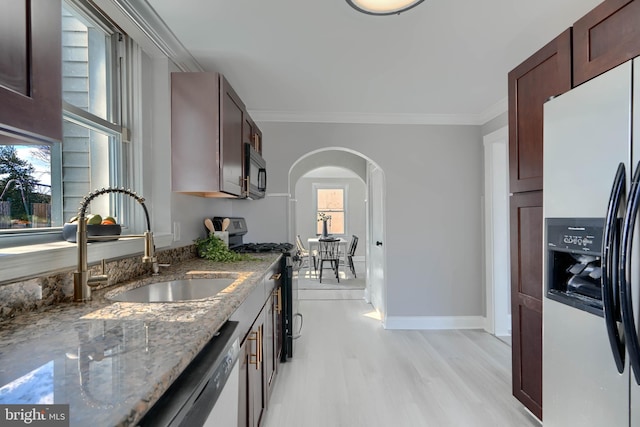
[232,242,294,253]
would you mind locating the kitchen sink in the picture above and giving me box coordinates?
[108,277,236,303]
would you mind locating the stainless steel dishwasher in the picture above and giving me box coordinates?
[138,321,240,427]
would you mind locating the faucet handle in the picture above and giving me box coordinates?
[142,230,156,263]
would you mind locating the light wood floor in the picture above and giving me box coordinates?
[263,299,540,427]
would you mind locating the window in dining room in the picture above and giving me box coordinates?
[315,185,346,235]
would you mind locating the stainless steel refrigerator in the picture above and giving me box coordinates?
[543,58,640,426]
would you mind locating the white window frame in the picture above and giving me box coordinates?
[313,183,348,237]
[0,0,174,283]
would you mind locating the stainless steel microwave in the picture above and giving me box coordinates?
[244,143,266,199]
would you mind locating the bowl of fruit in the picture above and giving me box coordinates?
[62,214,122,243]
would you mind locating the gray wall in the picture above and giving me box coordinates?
[259,122,484,318]
[143,57,486,320]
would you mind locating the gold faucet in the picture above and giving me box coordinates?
[73,187,157,302]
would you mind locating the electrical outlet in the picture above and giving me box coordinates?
[173,221,181,241]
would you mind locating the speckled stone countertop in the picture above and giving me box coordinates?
[0,253,281,427]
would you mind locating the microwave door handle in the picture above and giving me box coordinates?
[620,160,640,385]
[602,162,625,373]
[259,168,267,192]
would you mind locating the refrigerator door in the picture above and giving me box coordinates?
[543,60,632,427]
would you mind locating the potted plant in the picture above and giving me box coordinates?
[317,212,331,238]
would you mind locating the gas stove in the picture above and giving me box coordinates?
[209,217,294,254]
[232,242,294,253]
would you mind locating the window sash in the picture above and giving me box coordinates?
[315,186,347,236]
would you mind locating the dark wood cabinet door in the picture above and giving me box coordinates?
[0,0,62,143]
[239,339,250,427]
[573,0,640,86]
[246,313,265,427]
[510,191,543,420]
[220,75,245,197]
[508,29,572,193]
[265,289,275,403]
[265,282,283,402]
[171,72,222,195]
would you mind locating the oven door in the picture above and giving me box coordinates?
[282,253,303,360]
[245,143,266,199]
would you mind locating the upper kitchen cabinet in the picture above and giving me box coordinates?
[508,29,572,193]
[171,72,246,197]
[0,0,62,143]
[573,0,640,86]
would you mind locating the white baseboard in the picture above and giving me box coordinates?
[384,315,486,330]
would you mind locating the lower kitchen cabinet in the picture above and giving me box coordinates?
[238,304,266,427]
[238,262,284,427]
[509,190,543,420]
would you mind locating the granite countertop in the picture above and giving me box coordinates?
[0,253,281,427]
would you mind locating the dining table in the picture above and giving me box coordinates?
[307,237,348,278]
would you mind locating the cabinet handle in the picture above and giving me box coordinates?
[270,273,281,281]
[241,176,250,197]
[258,325,263,367]
[274,288,282,314]
[248,330,259,369]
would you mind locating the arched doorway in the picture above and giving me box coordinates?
[288,148,387,321]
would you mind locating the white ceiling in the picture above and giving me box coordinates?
[146,0,602,124]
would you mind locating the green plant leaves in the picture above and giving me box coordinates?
[194,234,259,262]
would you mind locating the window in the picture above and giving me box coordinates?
[315,186,347,235]
[0,1,128,239]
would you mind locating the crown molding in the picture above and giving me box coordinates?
[95,0,203,71]
[248,110,479,125]
[249,98,508,126]
[479,97,508,124]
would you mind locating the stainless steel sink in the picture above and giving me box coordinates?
[108,278,236,303]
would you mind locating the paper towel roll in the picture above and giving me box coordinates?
[213,231,229,247]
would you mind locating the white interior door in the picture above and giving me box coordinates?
[368,165,386,322]
[483,127,511,337]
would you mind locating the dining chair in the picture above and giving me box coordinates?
[317,238,340,283]
[346,235,359,278]
[295,235,316,270]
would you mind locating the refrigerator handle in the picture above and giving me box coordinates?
[601,163,625,373]
[602,162,625,373]
[620,161,640,385]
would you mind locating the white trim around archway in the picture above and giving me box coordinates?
[287,147,387,323]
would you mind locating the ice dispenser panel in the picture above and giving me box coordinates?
[546,218,604,317]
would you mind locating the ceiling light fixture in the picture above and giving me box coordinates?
[346,0,425,15]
